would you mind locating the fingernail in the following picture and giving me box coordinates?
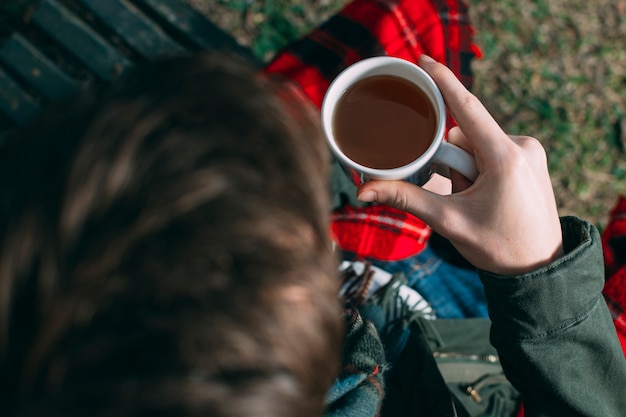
[357,190,377,203]
[420,54,435,63]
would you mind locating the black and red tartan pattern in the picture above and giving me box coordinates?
[602,195,626,355]
[265,0,481,261]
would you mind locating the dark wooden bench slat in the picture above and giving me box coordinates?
[0,67,41,127]
[80,0,186,60]
[0,34,82,102]
[133,0,261,67]
[31,0,133,82]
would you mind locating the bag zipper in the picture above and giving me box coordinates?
[463,373,509,403]
[433,352,505,403]
[433,351,499,363]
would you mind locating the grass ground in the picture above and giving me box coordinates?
[2,0,625,228]
[470,0,626,229]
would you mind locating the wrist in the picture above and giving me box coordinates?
[478,217,603,338]
[481,217,590,277]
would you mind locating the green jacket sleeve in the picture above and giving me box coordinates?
[479,216,626,417]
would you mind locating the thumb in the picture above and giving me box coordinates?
[357,180,445,224]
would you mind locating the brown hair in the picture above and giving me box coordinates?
[0,53,343,416]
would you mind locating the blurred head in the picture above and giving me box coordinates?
[0,53,343,416]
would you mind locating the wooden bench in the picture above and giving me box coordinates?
[0,0,261,140]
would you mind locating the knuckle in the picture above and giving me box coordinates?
[517,135,542,151]
[504,147,529,174]
[516,136,548,165]
[391,190,410,212]
[459,92,482,112]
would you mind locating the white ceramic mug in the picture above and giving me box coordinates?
[321,56,478,186]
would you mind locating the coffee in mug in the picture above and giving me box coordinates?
[333,74,436,170]
[322,56,478,187]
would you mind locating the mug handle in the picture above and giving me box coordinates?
[431,141,478,182]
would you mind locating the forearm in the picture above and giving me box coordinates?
[480,216,626,416]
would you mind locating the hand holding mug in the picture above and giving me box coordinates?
[356,55,564,276]
[322,56,478,187]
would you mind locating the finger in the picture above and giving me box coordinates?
[447,127,476,193]
[450,169,473,193]
[357,180,446,226]
[419,55,508,155]
[447,126,473,155]
[423,173,452,195]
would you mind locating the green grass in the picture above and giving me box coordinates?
[471,0,626,226]
[197,0,626,227]
[184,0,343,61]
[212,0,306,59]
[2,0,625,226]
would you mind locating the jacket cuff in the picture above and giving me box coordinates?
[478,216,604,340]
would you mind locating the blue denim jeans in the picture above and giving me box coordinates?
[372,245,488,318]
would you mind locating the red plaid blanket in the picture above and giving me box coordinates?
[602,195,626,355]
[265,0,481,261]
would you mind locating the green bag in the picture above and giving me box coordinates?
[425,318,521,417]
[351,269,521,417]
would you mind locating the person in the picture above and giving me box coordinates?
[266,0,493,323]
[265,0,626,414]
[0,54,346,417]
[0,48,625,416]
[358,56,626,415]
[1,4,625,417]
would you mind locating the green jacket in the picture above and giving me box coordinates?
[329,216,626,417]
[480,216,626,416]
